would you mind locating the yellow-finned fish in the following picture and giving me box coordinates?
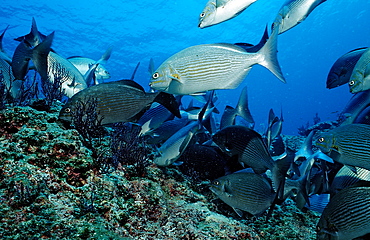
[315,123,370,171]
[198,0,258,29]
[149,27,285,95]
[349,47,370,93]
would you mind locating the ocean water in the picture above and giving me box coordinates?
[1,0,369,135]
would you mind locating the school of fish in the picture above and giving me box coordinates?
[2,0,370,239]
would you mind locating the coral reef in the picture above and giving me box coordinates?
[0,105,320,239]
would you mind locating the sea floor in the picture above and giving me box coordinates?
[0,103,320,239]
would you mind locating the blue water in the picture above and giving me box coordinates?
[1,0,369,135]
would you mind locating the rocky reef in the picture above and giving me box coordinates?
[0,104,319,239]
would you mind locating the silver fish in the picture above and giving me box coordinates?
[67,47,112,83]
[273,0,327,34]
[315,124,370,171]
[327,48,367,89]
[153,120,200,167]
[210,172,275,217]
[149,27,285,95]
[198,0,258,29]
[316,184,370,240]
[59,80,180,125]
[349,47,370,93]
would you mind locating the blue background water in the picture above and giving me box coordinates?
[1,0,369,135]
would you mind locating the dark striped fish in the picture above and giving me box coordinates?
[327,48,367,89]
[149,27,285,95]
[59,80,180,125]
[212,125,274,174]
[330,165,370,196]
[210,172,275,217]
[272,0,327,34]
[316,184,370,240]
[315,124,370,171]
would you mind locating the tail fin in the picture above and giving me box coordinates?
[257,27,285,83]
[154,92,181,119]
[97,46,113,65]
[235,86,255,126]
[32,31,54,82]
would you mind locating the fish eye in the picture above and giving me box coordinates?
[152,72,160,79]
[349,80,355,86]
[213,180,220,185]
[200,12,205,18]
[64,108,71,113]
[318,137,325,143]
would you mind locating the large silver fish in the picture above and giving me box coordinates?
[327,48,367,89]
[198,0,258,29]
[316,184,370,240]
[59,80,180,125]
[349,47,370,93]
[272,0,327,34]
[149,27,285,95]
[315,124,370,171]
[67,47,112,83]
[210,172,275,217]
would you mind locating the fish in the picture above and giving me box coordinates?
[210,172,275,217]
[315,124,370,171]
[14,17,47,47]
[272,0,327,34]
[327,48,367,89]
[212,125,274,174]
[198,0,258,29]
[149,27,285,95]
[330,165,370,197]
[138,103,174,136]
[11,32,54,81]
[212,125,290,200]
[234,25,269,53]
[153,120,201,167]
[12,31,91,97]
[177,144,227,181]
[67,46,113,83]
[0,26,11,63]
[59,80,181,125]
[153,93,212,166]
[349,47,370,93]
[353,105,370,125]
[338,89,370,125]
[294,130,315,162]
[316,183,370,240]
[220,86,254,129]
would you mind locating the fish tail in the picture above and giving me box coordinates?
[235,86,254,126]
[97,46,113,65]
[272,153,293,202]
[32,31,54,82]
[257,27,286,83]
[154,92,181,118]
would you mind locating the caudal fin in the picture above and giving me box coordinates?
[257,26,286,83]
